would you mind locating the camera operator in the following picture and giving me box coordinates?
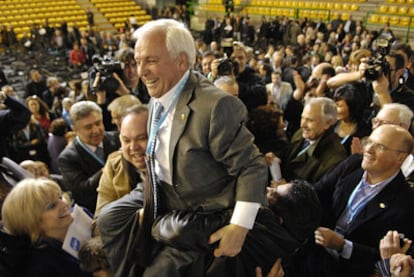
[327,38,414,114]
[374,52,414,113]
[113,48,150,104]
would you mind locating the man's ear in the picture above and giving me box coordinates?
[177,52,189,71]
[324,118,334,130]
[279,216,284,225]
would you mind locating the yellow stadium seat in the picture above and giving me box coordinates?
[389,16,399,25]
[398,6,408,14]
[351,4,359,11]
[379,15,390,24]
[409,7,414,16]
[398,16,410,26]
[368,14,379,24]
[342,3,350,10]
[378,5,388,13]
[396,0,405,3]
[388,5,398,14]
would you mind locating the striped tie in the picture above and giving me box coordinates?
[149,102,164,219]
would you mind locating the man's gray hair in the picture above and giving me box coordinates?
[134,19,196,69]
[69,101,102,127]
[382,103,413,129]
[306,97,337,125]
[213,76,238,88]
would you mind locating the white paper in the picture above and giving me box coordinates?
[269,157,282,181]
[62,204,93,259]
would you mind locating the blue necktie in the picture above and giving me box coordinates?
[149,102,164,219]
[95,146,104,160]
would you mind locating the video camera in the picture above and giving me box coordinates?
[217,58,239,77]
[89,55,124,94]
[364,36,392,81]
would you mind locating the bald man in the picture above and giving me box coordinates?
[296,125,414,277]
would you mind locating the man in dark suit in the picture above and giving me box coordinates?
[267,97,347,184]
[303,124,414,277]
[58,101,120,213]
[99,19,268,276]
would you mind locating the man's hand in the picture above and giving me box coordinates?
[314,227,345,250]
[256,258,284,277]
[112,72,130,96]
[390,253,414,277]
[351,137,364,154]
[380,230,412,259]
[209,223,248,257]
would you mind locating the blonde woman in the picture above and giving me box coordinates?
[2,178,91,277]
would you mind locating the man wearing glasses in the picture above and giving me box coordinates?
[353,103,414,186]
[294,124,414,277]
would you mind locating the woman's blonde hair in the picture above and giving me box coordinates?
[2,178,62,245]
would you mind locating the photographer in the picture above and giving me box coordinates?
[113,48,150,104]
[327,38,414,114]
[89,49,149,105]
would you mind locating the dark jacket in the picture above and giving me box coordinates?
[25,238,91,277]
[314,154,414,276]
[236,67,267,111]
[281,128,347,183]
[58,132,120,212]
[0,96,31,159]
[0,227,31,277]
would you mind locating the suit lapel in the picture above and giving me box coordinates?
[168,72,196,175]
[346,173,404,234]
[333,169,363,220]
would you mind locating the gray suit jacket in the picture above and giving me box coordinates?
[266,81,293,110]
[151,71,268,212]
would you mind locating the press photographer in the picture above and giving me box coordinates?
[327,36,414,114]
[89,54,124,104]
[89,48,150,105]
[113,48,150,104]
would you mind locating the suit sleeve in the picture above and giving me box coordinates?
[208,95,268,205]
[1,96,31,136]
[58,150,101,211]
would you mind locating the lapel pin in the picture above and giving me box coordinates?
[180,114,185,120]
[379,203,386,209]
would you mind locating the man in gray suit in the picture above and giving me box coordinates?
[98,19,268,276]
[266,71,293,111]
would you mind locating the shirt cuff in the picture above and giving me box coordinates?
[375,258,391,277]
[230,201,260,230]
[340,239,353,259]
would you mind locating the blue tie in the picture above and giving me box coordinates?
[95,146,104,160]
[149,102,164,219]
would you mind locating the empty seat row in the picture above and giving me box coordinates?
[378,5,414,15]
[368,13,414,27]
[385,0,414,4]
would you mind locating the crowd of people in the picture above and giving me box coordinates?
[1,6,414,277]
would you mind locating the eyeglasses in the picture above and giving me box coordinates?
[371,117,401,127]
[362,139,408,153]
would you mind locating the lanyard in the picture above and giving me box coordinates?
[76,136,105,166]
[145,74,189,156]
[341,135,350,145]
[345,180,378,224]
